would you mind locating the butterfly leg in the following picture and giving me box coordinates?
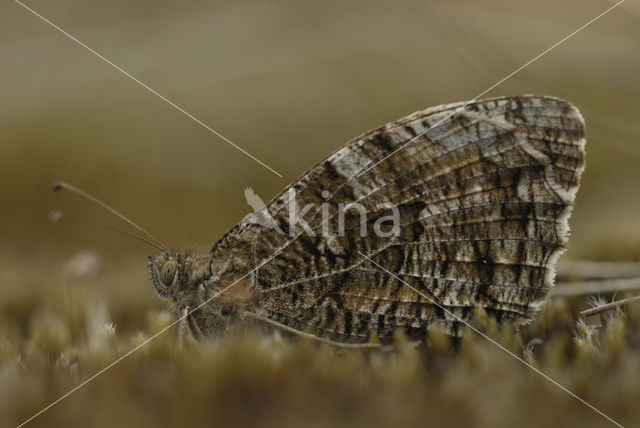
[177,306,195,348]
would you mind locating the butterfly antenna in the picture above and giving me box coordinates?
[49,209,168,253]
[52,181,168,252]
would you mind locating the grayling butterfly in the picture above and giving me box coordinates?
[56,95,586,347]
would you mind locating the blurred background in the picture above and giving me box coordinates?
[1,0,640,425]
[3,0,639,258]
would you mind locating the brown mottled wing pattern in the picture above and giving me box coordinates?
[214,95,586,343]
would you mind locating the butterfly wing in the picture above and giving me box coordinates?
[214,95,586,343]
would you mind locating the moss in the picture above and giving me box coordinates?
[2,255,640,428]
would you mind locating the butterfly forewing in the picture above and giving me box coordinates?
[214,95,586,343]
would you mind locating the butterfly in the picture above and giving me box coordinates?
[146,95,585,347]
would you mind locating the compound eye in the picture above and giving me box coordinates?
[159,260,178,286]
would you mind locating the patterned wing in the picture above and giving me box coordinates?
[213,95,586,343]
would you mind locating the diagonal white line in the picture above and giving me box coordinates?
[357,251,624,428]
[14,0,283,178]
[17,249,284,428]
[356,0,625,178]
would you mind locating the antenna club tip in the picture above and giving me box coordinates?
[48,210,63,223]
[52,181,64,192]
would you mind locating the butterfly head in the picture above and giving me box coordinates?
[147,250,206,304]
[147,250,244,302]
